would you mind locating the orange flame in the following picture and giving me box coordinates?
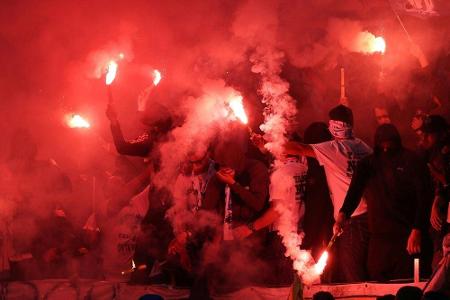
[314,251,329,275]
[228,95,248,124]
[373,37,386,54]
[67,114,90,128]
[153,69,162,86]
[356,32,386,54]
[105,60,118,85]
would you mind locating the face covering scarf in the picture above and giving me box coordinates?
[329,120,353,139]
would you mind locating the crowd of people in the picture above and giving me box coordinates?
[0,97,449,299]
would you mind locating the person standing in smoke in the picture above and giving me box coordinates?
[284,105,372,283]
[105,94,175,284]
[233,122,334,283]
[1,129,74,279]
[187,133,270,298]
[335,124,430,281]
[165,145,217,283]
[420,115,450,268]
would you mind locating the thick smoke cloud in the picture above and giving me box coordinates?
[0,0,449,282]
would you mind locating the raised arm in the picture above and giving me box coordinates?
[106,103,152,157]
[284,141,316,158]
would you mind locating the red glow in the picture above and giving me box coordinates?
[228,95,248,124]
[66,114,90,128]
[153,69,162,86]
[105,61,118,85]
[314,251,329,275]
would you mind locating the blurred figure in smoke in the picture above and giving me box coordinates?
[187,131,270,298]
[233,131,306,285]
[105,91,177,284]
[284,105,372,282]
[233,122,334,282]
[374,107,391,125]
[165,144,217,285]
[420,115,450,268]
[336,124,430,281]
[1,129,74,279]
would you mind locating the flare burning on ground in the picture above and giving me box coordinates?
[66,114,90,128]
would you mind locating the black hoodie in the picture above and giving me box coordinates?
[340,124,432,236]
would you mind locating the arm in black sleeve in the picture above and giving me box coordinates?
[230,162,269,212]
[340,157,371,218]
[110,121,152,157]
[412,157,432,230]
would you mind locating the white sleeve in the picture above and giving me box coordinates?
[311,141,334,168]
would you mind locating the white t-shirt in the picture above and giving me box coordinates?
[102,185,149,277]
[270,157,308,230]
[311,138,372,220]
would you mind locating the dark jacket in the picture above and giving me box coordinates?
[202,158,269,225]
[340,124,431,236]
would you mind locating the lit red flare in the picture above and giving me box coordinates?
[356,32,386,54]
[105,60,118,85]
[314,251,329,275]
[67,114,90,128]
[153,69,162,86]
[228,95,248,124]
[121,259,147,275]
[373,37,386,54]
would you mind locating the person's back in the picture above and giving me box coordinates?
[311,105,371,283]
[312,137,371,219]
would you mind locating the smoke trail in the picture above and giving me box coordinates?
[156,79,243,186]
[233,0,323,283]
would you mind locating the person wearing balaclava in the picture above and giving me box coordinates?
[336,124,430,281]
[284,105,372,283]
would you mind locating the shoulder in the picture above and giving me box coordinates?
[311,140,335,153]
[246,159,269,175]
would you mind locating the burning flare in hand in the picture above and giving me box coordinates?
[228,95,248,124]
[373,37,386,53]
[153,69,162,86]
[105,60,118,85]
[356,32,386,54]
[314,251,329,275]
[67,114,90,128]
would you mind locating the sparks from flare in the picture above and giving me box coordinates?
[67,114,90,128]
[153,69,162,86]
[105,60,118,85]
[228,95,248,124]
